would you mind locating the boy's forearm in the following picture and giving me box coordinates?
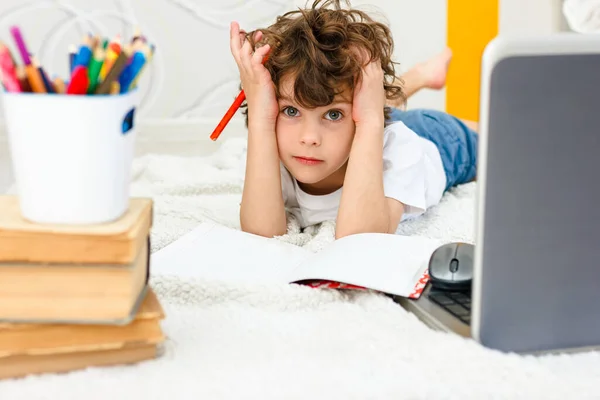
[336,121,389,238]
[240,120,287,237]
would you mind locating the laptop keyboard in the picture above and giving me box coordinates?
[427,290,472,325]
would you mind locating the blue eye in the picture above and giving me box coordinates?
[282,106,299,117]
[325,110,343,121]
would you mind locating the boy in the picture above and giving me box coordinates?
[230,0,478,239]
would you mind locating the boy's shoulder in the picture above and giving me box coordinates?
[383,120,426,151]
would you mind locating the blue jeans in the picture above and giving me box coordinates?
[387,108,478,191]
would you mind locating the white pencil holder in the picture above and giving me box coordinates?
[1,90,140,225]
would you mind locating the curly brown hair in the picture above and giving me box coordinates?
[240,0,405,126]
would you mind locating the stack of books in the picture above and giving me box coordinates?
[0,195,165,379]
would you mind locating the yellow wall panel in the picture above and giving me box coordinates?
[446,0,499,121]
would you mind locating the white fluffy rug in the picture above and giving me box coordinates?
[1,138,600,399]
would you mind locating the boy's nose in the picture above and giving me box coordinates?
[300,130,321,146]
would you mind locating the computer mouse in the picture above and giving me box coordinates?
[428,242,474,291]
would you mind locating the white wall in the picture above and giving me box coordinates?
[0,0,569,192]
[0,0,566,129]
[500,0,566,36]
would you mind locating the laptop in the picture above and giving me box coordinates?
[394,33,600,354]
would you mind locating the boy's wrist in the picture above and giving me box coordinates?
[354,117,384,135]
[248,108,276,129]
[248,117,276,135]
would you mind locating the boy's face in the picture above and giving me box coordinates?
[275,75,355,193]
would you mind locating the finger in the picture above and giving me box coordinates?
[238,30,247,47]
[253,30,263,43]
[239,34,254,66]
[350,45,370,67]
[230,21,242,61]
[363,59,382,80]
[252,43,270,66]
[353,74,363,96]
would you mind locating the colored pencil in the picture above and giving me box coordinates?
[211,54,270,141]
[2,28,154,96]
[118,44,150,92]
[130,44,154,89]
[131,27,142,43]
[31,56,55,93]
[9,26,31,65]
[72,35,92,69]
[24,64,46,93]
[0,43,21,92]
[109,81,120,95]
[95,45,132,94]
[66,65,89,95]
[91,34,101,51]
[9,26,46,93]
[99,35,121,81]
[210,91,246,141]
[87,47,105,93]
[109,35,122,54]
[68,44,77,73]
[15,65,31,92]
[53,76,66,94]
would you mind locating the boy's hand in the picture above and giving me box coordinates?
[352,51,386,128]
[230,21,278,125]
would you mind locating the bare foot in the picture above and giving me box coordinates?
[460,119,479,132]
[417,47,453,90]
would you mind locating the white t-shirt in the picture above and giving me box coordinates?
[280,121,447,230]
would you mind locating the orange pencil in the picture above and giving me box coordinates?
[210,91,246,141]
[24,63,46,93]
[211,53,269,141]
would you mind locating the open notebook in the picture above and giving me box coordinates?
[150,223,444,299]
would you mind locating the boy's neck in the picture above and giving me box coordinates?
[296,162,348,196]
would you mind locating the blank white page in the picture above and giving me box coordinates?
[286,233,443,297]
[150,223,311,284]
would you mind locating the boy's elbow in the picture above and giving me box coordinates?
[335,209,399,239]
[240,221,287,238]
[335,222,389,240]
[335,229,353,240]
